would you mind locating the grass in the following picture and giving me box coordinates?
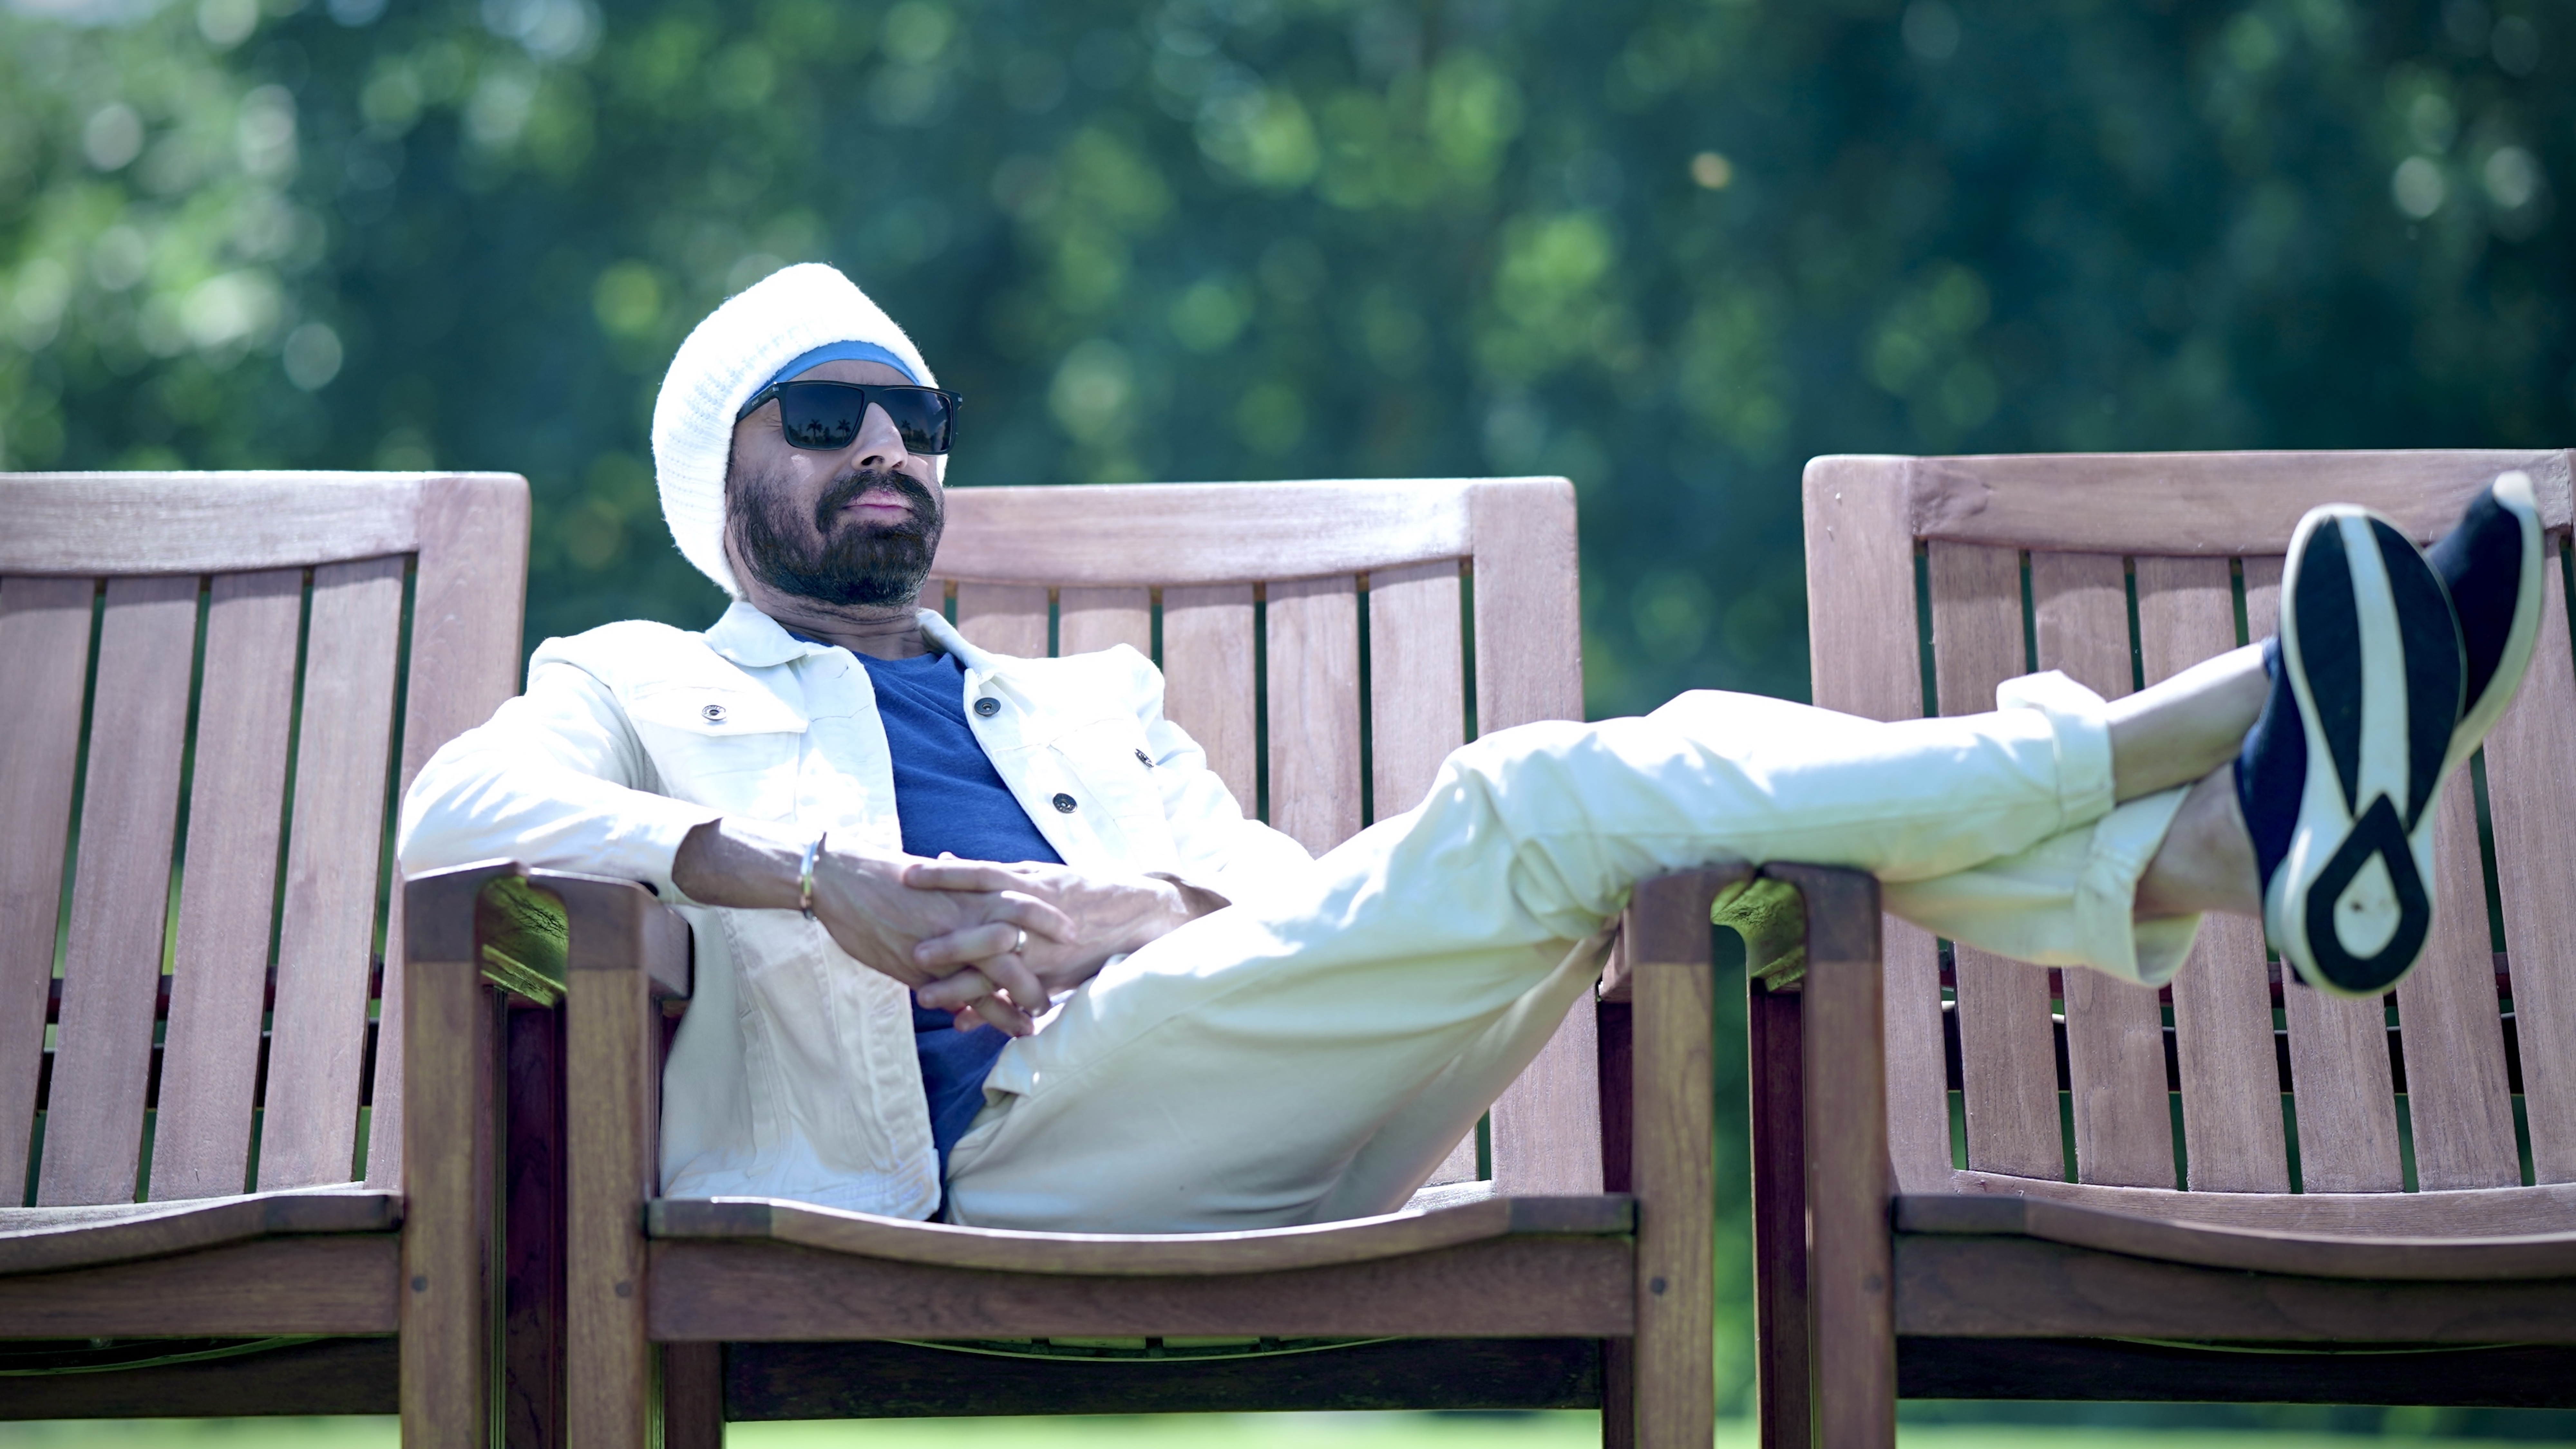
[0,1416,2541,1447]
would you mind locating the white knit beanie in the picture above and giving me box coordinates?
[650,263,943,599]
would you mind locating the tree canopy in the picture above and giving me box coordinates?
[5,0,2564,720]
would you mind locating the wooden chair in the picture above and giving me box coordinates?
[406,477,1728,1447]
[0,472,525,1432]
[1761,450,2576,1447]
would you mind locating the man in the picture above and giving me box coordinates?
[401,263,2544,1233]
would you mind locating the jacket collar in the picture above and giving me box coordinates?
[703,599,1002,674]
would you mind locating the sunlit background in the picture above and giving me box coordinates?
[3,0,2572,1438]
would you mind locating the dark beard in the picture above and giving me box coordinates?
[730,463,944,607]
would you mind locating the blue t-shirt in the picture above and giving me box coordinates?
[853,648,1064,1174]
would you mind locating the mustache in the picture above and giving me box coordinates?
[814,467,938,533]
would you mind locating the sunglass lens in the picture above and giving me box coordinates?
[777,386,865,449]
[875,389,954,454]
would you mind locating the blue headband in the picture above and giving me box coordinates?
[741,340,920,417]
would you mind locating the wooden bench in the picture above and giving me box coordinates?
[1764,450,2576,1446]
[0,471,524,1428]
[407,476,1727,1447]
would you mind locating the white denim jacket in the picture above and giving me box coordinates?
[398,602,1314,1218]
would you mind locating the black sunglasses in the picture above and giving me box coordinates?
[737,380,964,456]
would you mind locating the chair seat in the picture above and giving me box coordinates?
[0,1189,400,1278]
[1899,1192,2576,1281]
[646,1192,1634,1277]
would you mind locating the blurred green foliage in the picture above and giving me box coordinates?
[5,0,2568,717]
[2,0,2571,1424]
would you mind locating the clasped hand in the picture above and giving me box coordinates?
[810,849,1195,1037]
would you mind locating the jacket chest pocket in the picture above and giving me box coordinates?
[627,687,809,818]
[1049,716,1179,862]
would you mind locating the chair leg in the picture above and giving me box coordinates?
[662,1343,724,1449]
[1749,981,1812,1449]
[565,936,659,1447]
[402,948,500,1447]
[1772,866,1896,1449]
[1600,1337,1635,1449]
[503,1003,567,1449]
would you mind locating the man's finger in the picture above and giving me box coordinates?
[914,921,1030,970]
[992,890,1077,943]
[914,964,995,1012]
[966,991,1032,1036]
[904,859,1025,893]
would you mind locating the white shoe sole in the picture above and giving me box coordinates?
[2265,507,2463,998]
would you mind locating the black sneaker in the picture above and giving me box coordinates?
[2428,471,2546,779]
[2246,505,2464,997]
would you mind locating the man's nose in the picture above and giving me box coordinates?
[848,402,907,474]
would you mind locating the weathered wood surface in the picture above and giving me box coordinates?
[1158,583,1259,813]
[374,471,532,1192]
[648,1193,1630,1276]
[2031,550,2174,1189]
[1365,560,1465,821]
[0,574,98,1195]
[0,1234,400,1337]
[0,1335,398,1420]
[1263,575,1362,854]
[1875,449,2576,555]
[0,1189,397,1277]
[1898,1192,2576,1280]
[647,1236,1634,1342]
[42,574,199,1206]
[953,581,1049,658]
[933,480,1488,587]
[1943,1170,2576,1235]
[1801,456,1951,1194]
[2479,536,2576,1182]
[1780,865,1896,1449]
[1056,585,1151,658]
[0,472,445,574]
[725,1337,1603,1420]
[1927,540,2063,1183]
[1898,1336,2576,1408]
[401,865,506,1447]
[152,569,302,1200]
[1892,1231,2576,1342]
[2135,554,2290,1193]
[1623,870,1725,1449]
[262,555,406,1191]
[663,1341,725,1449]
[2394,783,2522,1190]
[560,874,688,1449]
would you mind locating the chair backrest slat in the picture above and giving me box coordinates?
[1158,585,1258,810]
[2394,784,2523,1190]
[363,474,531,1190]
[1056,587,1151,657]
[2239,556,2409,1192]
[1803,461,1955,1193]
[1367,561,1466,821]
[0,576,97,1194]
[151,569,303,1200]
[1264,576,1363,855]
[2031,551,2175,1188]
[40,575,200,1206]
[1928,541,2065,1181]
[2478,550,2576,1183]
[2134,555,2291,1192]
[258,556,406,1190]
[955,582,1049,659]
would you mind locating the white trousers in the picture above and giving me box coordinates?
[944,672,2202,1233]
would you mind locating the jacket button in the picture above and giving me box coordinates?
[1051,793,1077,813]
[973,697,1000,717]
[700,703,727,723]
